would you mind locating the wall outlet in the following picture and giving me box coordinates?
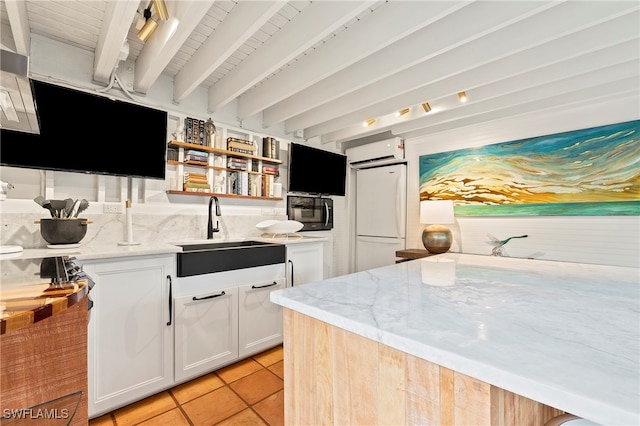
[103,203,123,214]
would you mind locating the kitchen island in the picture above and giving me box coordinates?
[271,254,639,425]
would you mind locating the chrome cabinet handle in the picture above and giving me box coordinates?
[193,291,226,301]
[166,275,172,326]
[251,281,278,289]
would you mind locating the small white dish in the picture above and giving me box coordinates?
[47,243,81,249]
[256,220,303,235]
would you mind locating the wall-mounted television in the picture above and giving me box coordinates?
[288,143,347,196]
[0,80,167,179]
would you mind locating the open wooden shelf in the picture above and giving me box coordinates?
[166,190,282,200]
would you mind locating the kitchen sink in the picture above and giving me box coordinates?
[176,240,286,277]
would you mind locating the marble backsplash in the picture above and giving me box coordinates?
[0,212,287,249]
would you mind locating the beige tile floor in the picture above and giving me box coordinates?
[89,345,284,426]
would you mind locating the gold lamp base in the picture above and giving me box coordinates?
[422,224,452,254]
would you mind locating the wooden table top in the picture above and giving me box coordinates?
[0,279,88,335]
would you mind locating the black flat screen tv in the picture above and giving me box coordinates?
[0,80,168,179]
[288,143,347,196]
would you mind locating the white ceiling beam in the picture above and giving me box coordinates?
[288,2,638,135]
[306,17,639,139]
[237,1,467,121]
[207,1,376,113]
[3,0,31,55]
[270,0,557,131]
[173,1,284,104]
[94,0,139,85]
[134,0,214,94]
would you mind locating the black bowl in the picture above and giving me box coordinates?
[40,218,88,245]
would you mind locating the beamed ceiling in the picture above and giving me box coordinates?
[1,0,638,145]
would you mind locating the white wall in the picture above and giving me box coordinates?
[404,95,639,268]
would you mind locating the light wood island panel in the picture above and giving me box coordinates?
[283,308,564,425]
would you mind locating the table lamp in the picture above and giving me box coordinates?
[420,200,455,254]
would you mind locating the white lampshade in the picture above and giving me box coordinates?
[420,200,454,224]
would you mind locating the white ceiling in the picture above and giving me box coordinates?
[1,0,638,145]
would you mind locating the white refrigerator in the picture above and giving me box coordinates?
[355,164,406,272]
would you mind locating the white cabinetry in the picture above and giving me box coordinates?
[286,241,324,286]
[238,277,286,358]
[83,254,174,418]
[174,286,238,383]
[173,263,285,383]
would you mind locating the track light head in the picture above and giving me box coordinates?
[421,102,431,113]
[458,91,468,103]
[153,0,169,21]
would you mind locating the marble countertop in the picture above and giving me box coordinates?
[0,235,327,262]
[270,253,640,425]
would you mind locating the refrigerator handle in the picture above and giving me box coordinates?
[324,200,330,227]
[395,173,402,236]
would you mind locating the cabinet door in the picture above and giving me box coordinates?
[174,286,238,383]
[286,242,324,287]
[84,255,174,418]
[238,278,286,358]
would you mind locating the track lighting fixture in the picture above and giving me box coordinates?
[363,118,376,127]
[397,108,410,117]
[137,1,171,42]
[458,91,468,103]
[137,7,158,42]
[421,102,431,113]
[154,0,169,21]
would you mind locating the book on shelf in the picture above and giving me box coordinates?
[167,147,179,162]
[183,182,211,189]
[262,165,279,175]
[227,136,252,145]
[198,120,205,145]
[263,174,275,197]
[184,172,208,185]
[262,137,280,160]
[185,117,193,143]
[185,154,208,162]
[183,186,211,193]
[228,147,254,155]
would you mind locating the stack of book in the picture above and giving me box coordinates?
[263,174,276,197]
[184,117,206,145]
[185,150,208,164]
[167,147,179,162]
[183,172,210,192]
[262,137,280,159]
[262,165,279,176]
[227,171,249,195]
[227,157,248,170]
[227,137,255,154]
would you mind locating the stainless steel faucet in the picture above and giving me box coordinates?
[207,196,221,239]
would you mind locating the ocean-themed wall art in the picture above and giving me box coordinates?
[419,120,640,216]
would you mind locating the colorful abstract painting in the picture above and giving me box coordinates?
[419,120,640,216]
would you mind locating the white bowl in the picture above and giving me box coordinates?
[256,220,303,234]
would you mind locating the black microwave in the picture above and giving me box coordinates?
[287,196,333,231]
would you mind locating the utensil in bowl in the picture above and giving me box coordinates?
[62,198,74,218]
[41,200,56,217]
[75,199,89,217]
[49,200,68,218]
